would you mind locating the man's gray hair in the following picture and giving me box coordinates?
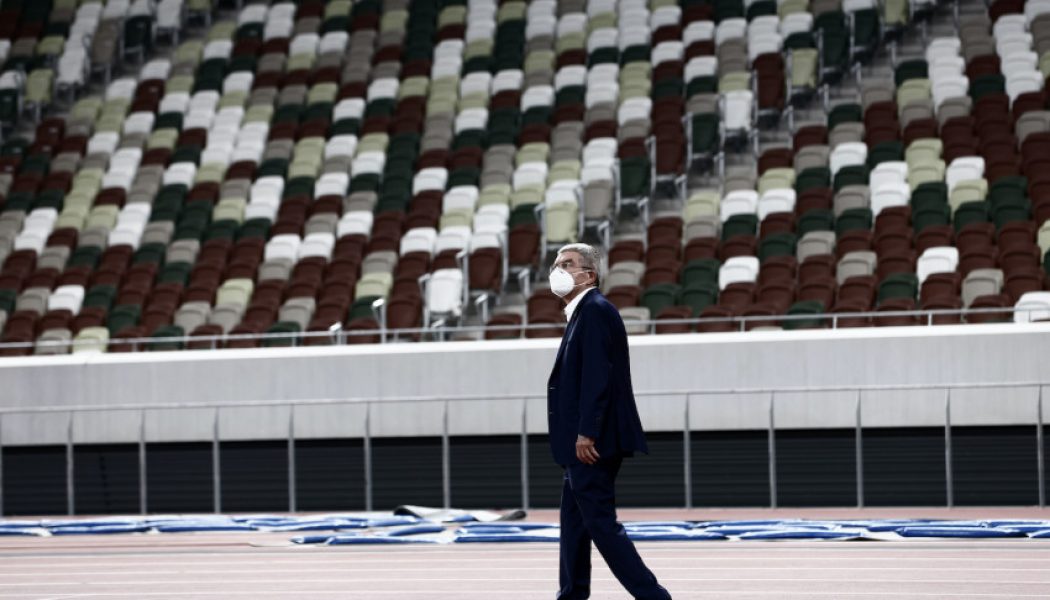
[557,243,604,288]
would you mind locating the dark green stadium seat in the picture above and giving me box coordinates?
[894,59,927,86]
[835,208,873,236]
[912,203,951,233]
[262,322,302,347]
[681,258,721,288]
[159,262,193,286]
[620,156,650,198]
[758,233,798,262]
[641,283,681,318]
[826,102,862,130]
[991,197,1031,230]
[952,201,991,232]
[867,141,904,168]
[722,214,758,240]
[679,281,719,317]
[107,304,143,335]
[834,165,869,192]
[147,325,185,351]
[797,209,836,236]
[795,167,831,193]
[783,300,826,330]
[83,285,117,310]
[877,273,919,304]
[133,243,167,266]
[690,113,721,157]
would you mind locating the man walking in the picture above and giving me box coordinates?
[546,243,671,600]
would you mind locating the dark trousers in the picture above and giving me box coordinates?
[558,457,671,600]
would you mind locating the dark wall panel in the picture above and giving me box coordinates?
[775,429,856,507]
[219,441,288,512]
[862,428,945,506]
[953,426,1038,506]
[371,437,442,510]
[691,430,770,507]
[74,444,139,514]
[527,434,684,509]
[2,446,67,516]
[450,436,522,509]
[527,435,564,509]
[295,439,365,511]
[6,426,1045,515]
[147,442,213,513]
[618,433,684,507]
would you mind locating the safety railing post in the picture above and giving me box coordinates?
[768,392,777,509]
[66,413,75,516]
[944,389,954,508]
[1037,385,1045,509]
[0,414,3,517]
[364,403,373,512]
[442,400,451,510]
[212,408,221,513]
[139,410,147,515]
[855,390,864,509]
[287,407,297,513]
[683,394,692,509]
[520,399,529,511]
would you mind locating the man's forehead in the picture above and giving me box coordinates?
[556,251,581,262]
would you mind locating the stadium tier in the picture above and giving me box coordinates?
[0,0,1049,356]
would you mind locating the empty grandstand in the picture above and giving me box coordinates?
[0,0,1048,516]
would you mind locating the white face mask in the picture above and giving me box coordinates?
[549,267,584,297]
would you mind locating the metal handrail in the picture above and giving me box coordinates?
[0,304,1043,353]
[0,381,1046,516]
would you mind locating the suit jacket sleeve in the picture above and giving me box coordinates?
[576,302,612,439]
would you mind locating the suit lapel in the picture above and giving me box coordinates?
[548,291,591,383]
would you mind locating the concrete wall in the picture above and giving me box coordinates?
[1,323,1048,445]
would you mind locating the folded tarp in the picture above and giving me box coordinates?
[702,524,833,535]
[1028,530,1050,538]
[394,505,525,523]
[851,520,941,532]
[454,528,561,543]
[626,530,726,541]
[154,523,258,533]
[895,526,1027,538]
[328,535,440,545]
[0,520,42,528]
[291,535,337,545]
[49,524,153,535]
[385,524,447,537]
[739,529,865,540]
[459,523,559,533]
[263,521,367,532]
[694,519,795,528]
[980,520,1050,533]
[290,534,440,545]
[0,528,47,536]
[42,519,142,528]
[625,521,696,529]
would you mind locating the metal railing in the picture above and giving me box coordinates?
[0,305,1045,355]
[0,381,1045,516]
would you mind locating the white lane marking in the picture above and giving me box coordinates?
[0,591,1046,599]
[0,577,1048,587]
[1,565,1049,577]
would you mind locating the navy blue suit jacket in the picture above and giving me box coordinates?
[547,289,649,466]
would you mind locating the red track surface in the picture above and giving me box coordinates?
[2,508,1050,600]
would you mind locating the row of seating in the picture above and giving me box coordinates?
[3,0,1050,356]
[595,1,1050,333]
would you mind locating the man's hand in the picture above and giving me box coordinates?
[575,435,599,465]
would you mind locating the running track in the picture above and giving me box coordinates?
[2,508,1049,600]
